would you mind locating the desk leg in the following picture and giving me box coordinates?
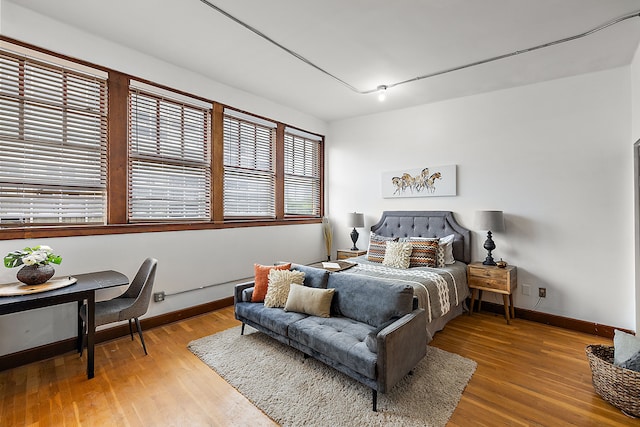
[77,300,83,353]
[87,292,95,379]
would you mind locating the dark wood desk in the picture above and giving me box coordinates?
[0,270,129,379]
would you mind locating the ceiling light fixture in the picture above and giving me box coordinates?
[199,1,640,97]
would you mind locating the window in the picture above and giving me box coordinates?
[0,39,324,239]
[0,49,108,225]
[223,110,276,218]
[128,83,211,221]
[284,128,321,217]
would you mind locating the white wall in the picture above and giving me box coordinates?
[0,3,327,355]
[327,67,635,330]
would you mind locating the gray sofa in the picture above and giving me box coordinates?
[234,264,428,411]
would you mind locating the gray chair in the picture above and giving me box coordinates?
[80,258,158,355]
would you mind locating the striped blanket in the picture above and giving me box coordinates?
[341,257,469,323]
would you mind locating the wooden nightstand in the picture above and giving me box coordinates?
[336,249,367,260]
[467,262,517,324]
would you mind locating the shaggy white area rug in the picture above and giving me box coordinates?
[188,326,476,427]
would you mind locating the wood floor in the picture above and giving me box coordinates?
[0,306,635,426]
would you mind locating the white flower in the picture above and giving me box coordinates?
[22,254,38,266]
[23,251,48,265]
[36,245,53,253]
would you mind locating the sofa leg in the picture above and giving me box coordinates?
[372,389,378,412]
[241,323,245,335]
[303,353,310,359]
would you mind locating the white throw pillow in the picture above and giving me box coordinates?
[382,240,412,269]
[264,269,305,308]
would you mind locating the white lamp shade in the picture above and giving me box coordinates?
[347,212,364,228]
[475,210,505,232]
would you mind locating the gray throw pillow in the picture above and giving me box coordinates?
[621,351,640,372]
[613,329,640,366]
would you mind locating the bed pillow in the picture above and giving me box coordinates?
[407,238,439,268]
[432,234,456,267]
[367,232,398,263]
[251,263,292,303]
[382,240,412,269]
[264,269,305,308]
[284,284,335,317]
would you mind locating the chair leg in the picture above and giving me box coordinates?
[372,389,378,412]
[134,317,148,355]
[128,318,135,341]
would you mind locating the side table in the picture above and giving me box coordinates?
[336,249,367,260]
[467,262,517,324]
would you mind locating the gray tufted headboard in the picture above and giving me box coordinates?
[370,211,471,264]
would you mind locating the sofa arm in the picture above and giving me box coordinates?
[234,281,255,305]
[375,308,427,393]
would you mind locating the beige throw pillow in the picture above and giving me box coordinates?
[284,284,334,317]
[264,269,305,308]
[382,240,412,269]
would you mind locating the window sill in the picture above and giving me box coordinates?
[0,217,322,240]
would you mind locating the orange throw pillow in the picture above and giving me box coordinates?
[251,263,291,302]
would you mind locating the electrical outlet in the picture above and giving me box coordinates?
[522,284,531,296]
[153,291,165,302]
[538,287,546,298]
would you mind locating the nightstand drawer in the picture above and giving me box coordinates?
[468,265,505,280]
[468,276,509,292]
[336,249,367,260]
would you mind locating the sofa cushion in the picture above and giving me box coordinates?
[291,264,330,289]
[235,302,307,336]
[288,316,377,378]
[328,273,414,327]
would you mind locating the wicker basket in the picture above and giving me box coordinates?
[586,344,640,418]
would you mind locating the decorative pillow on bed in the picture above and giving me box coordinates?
[264,269,305,308]
[251,263,291,303]
[407,238,439,268]
[382,241,412,269]
[442,234,456,265]
[424,234,455,267]
[367,232,398,263]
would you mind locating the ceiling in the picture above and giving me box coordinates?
[7,0,640,122]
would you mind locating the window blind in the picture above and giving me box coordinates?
[0,50,107,224]
[223,110,276,218]
[128,88,211,221]
[284,129,321,217]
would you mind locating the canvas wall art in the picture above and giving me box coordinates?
[381,165,457,198]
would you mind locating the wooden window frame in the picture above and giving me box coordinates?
[0,36,323,241]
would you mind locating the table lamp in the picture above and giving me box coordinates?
[347,212,364,251]
[475,210,505,266]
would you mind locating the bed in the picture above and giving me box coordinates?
[340,210,471,340]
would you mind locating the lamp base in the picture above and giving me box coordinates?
[482,256,497,266]
[482,231,497,266]
[350,227,359,251]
